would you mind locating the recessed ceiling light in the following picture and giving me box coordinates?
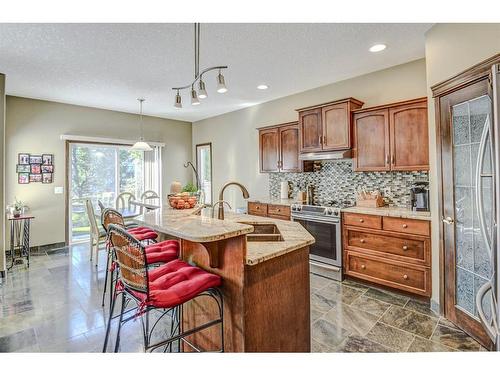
[257,84,269,90]
[369,44,387,53]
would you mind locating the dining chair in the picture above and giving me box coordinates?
[115,192,136,211]
[141,190,159,201]
[139,190,160,213]
[85,199,107,267]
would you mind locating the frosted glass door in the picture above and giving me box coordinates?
[452,95,493,319]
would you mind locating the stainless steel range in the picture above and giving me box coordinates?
[291,201,353,281]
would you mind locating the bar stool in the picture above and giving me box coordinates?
[100,208,179,307]
[103,224,224,353]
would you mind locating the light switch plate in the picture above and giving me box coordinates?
[54,186,64,194]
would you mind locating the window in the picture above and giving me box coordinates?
[196,143,212,206]
[69,143,145,243]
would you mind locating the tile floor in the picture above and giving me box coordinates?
[0,243,486,352]
[310,273,486,352]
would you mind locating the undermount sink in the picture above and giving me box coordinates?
[238,222,284,242]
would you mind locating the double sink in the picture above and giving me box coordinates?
[238,222,284,242]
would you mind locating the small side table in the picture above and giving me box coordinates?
[6,214,35,271]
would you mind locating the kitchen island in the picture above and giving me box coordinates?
[133,206,314,352]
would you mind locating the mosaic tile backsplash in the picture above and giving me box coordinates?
[269,160,428,207]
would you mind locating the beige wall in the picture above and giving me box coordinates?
[193,59,427,209]
[5,96,192,247]
[0,74,5,272]
[425,24,500,306]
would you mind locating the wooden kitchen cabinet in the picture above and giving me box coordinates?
[297,98,363,154]
[353,109,390,171]
[247,201,290,221]
[343,212,431,297]
[279,124,301,172]
[259,122,301,173]
[259,128,280,172]
[389,100,429,171]
[353,98,429,172]
[298,108,322,152]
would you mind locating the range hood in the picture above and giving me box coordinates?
[299,149,352,161]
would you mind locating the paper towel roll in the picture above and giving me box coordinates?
[280,181,289,199]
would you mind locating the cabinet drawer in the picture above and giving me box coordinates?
[268,204,291,217]
[346,229,428,265]
[343,213,382,229]
[383,217,430,236]
[345,251,430,296]
[248,202,268,217]
[267,213,290,221]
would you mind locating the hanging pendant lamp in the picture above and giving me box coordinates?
[132,98,153,152]
[172,23,228,108]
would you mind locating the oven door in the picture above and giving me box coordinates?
[292,216,341,267]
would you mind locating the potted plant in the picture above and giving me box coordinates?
[13,199,24,218]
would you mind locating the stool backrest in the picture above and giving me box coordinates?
[101,208,125,232]
[85,199,100,239]
[108,224,148,294]
[116,192,136,210]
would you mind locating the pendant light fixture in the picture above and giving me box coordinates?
[131,98,153,152]
[172,23,228,108]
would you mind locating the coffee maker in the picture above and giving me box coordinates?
[410,181,430,211]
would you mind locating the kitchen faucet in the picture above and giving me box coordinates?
[217,181,250,220]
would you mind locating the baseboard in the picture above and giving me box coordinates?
[431,299,441,315]
[31,242,66,253]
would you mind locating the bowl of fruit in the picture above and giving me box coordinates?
[168,192,198,210]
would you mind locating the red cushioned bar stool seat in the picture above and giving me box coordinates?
[127,226,158,242]
[130,259,221,308]
[145,240,180,265]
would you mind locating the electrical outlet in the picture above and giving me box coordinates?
[54,186,64,194]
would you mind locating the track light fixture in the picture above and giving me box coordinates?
[172,23,228,109]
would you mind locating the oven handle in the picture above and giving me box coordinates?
[291,215,339,224]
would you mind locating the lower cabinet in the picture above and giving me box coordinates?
[247,202,290,221]
[342,212,431,297]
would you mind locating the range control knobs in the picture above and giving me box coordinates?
[291,204,302,211]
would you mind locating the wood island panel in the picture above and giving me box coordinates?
[180,235,311,352]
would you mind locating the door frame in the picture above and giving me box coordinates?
[432,53,500,350]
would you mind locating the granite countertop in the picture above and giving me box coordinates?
[132,206,254,243]
[247,197,299,205]
[133,205,315,266]
[341,205,431,221]
[205,211,315,266]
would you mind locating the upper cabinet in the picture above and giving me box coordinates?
[297,98,364,153]
[259,122,301,173]
[353,98,429,172]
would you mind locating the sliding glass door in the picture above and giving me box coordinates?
[69,143,144,243]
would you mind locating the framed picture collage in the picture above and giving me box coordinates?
[17,153,54,184]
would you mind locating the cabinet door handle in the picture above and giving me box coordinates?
[402,245,408,250]
[391,154,395,165]
[403,274,409,280]
[360,239,365,243]
[443,217,455,225]
[361,265,366,270]
[385,154,390,165]
[359,218,364,223]
[318,136,322,145]
[402,224,408,228]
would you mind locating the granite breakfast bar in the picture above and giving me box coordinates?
[133,207,315,352]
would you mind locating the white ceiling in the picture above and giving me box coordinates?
[0,23,432,122]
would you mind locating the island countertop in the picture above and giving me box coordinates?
[132,206,314,266]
